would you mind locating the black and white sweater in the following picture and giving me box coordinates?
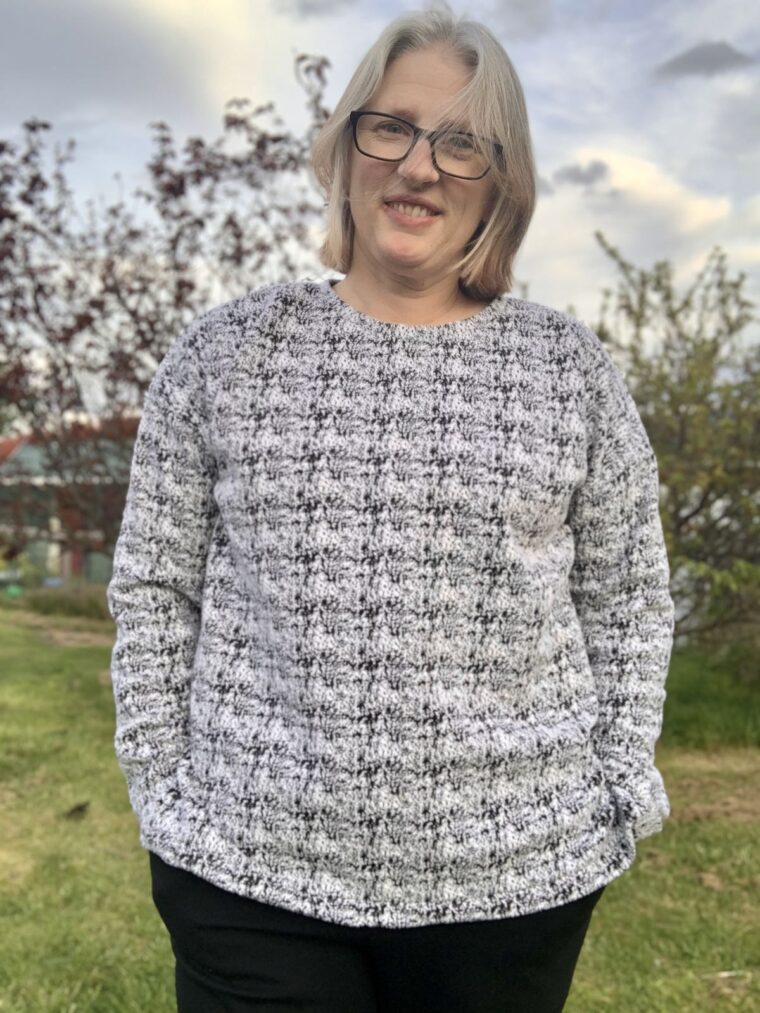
[107,277,675,929]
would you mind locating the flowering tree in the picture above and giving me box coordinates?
[589,236,760,675]
[0,54,330,560]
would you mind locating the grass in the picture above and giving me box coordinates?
[0,605,758,1011]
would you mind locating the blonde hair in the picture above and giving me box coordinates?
[308,2,537,300]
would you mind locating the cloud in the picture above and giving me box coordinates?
[272,0,356,15]
[653,41,757,79]
[0,0,209,128]
[571,146,731,233]
[742,195,760,228]
[710,77,760,156]
[480,0,554,39]
[726,242,760,264]
[552,159,610,187]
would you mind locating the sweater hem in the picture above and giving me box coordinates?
[140,817,638,930]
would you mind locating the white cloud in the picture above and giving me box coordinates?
[127,0,307,126]
[664,0,760,46]
[573,147,732,233]
[742,195,760,227]
[727,243,760,264]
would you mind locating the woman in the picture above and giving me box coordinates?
[107,5,675,1011]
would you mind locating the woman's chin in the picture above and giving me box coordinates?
[377,237,436,265]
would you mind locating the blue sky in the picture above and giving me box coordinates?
[2,0,759,337]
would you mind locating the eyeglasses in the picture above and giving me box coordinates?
[349,110,502,180]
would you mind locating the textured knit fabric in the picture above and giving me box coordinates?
[107,277,675,929]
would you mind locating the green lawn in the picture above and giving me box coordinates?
[0,606,758,1011]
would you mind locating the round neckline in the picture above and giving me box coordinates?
[318,278,504,334]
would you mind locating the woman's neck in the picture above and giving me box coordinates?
[332,270,489,326]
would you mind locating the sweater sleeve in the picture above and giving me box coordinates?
[566,326,675,842]
[106,317,218,828]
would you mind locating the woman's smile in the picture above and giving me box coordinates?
[383,200,443,227]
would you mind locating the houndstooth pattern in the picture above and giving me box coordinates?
[106,277,675,928]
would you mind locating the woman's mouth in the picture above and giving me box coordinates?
[383,201,442,227]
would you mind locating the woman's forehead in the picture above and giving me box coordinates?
[372,47,472,107]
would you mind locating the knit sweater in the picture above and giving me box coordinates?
[107,277,675,929]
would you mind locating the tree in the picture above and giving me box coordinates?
[590,234,760,679]
[0,54,331,561]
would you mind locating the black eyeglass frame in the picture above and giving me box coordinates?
[348,110,503,180]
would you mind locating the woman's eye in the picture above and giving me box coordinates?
[377,122,403,135]
[447,134,475,151]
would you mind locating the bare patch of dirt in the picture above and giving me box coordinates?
[673,795,759,825]
[700,968,754,1002]
[1,609,58,628]
[0,846,35,886]
[1,608,115,647]
[697,870,725,890]
[42,628,115,648]
[662,748,760,825]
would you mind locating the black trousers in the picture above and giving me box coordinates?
[149,851,605,1013]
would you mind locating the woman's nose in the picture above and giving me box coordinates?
[397,137,440,182]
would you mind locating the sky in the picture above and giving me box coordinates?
[1,0,759,341]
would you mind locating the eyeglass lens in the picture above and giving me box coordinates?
[355,114,489,179]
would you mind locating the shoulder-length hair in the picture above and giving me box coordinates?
[308,2,537,301]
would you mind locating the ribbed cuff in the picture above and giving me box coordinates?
[609,767,670,841]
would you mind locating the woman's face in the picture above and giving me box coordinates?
[345,45,496,283]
